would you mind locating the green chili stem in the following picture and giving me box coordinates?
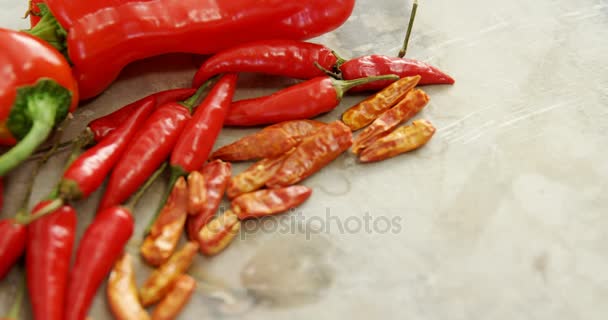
[314,61,342,79]
[332,74,400,100]
[14,197,63,225]
[125,162,167,211]
[144,166,185,235]
[398,0,418,58]
[180,76,218,112]
[5,272,26,319]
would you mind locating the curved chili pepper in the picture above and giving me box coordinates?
[88,88,196,142]
[192,40,340,87]
[107,254,150,320]
[352,88,429,154]
[170,74,237,177]
[266,121,352,188]
[0,219,26,280]
[359,119,436,163]
[0,28,77,175]
[197,210,241,256]
[225,75,398,126]
[59,98,155,200]
[232,186,313,220]
[226,149,294,199]
[342,76,421,131]
[151,274,196,320]
[339,55,454,92]
[186,160,231,241]
[211,120,324,161]
[30,0,353,100]
[26,203,77,320]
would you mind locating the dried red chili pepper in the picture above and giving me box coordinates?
[211,120,324,161]
[97,86,206,210]
[187,171,205,215]
[197,210,241,256]
[0,28,77,175]
[141,177,188,266]
[151,274,196,320]
[266,121,353,188]
[225,75,398,126]
[186,160,231,240]
[140,242,199,307]
[26,203,77,320]
[359,119,436,163]
[226,150,294,199]
[192,40,342,87]
[352,88,429,154]
[30,0,354,99]
[59,98,155,201]
[107,253,150,320]
[232,186,312,220]
[341,76,420,131]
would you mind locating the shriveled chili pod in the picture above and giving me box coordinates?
[140,242,199,307]
[341,75,421,131]
[107,253,150,320]
[187,171,206,215]
[211,120,324,161]
[197,210,241,256]
[225,75,399,126]
[352,88,429,154]
[226,150,294,199]
[151,275,196,320]
[186,160,231,241]
[192,40,342,87]
[359,119,436,163]
[266,121,352,188]
[141,177,188,267]
[232,186,312,220]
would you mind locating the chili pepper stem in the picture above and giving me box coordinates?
[331,74,400,100]
[313,62,342,79]
[144,166,185,235]
[331,50,348,68]
[398,0,418,58]
[125,162,168,211]
[14,198,63,225]
[23,3,67,53]
[29,127,94,162]
[5,272,26,318]
[0,102,57,176]
[181,77,217,112]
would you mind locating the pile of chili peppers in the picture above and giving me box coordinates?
[0,0,454,318]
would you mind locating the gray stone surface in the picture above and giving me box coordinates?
[0,0,607,319]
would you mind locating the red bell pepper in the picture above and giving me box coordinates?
[28,0,354,99]
[0,28,78,176]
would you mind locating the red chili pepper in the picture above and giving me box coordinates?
[339,55,454,92]
[26,203,77,320]
[0,28,77,175]
[27,0,45,27]
[30,0,354,100]
[88,88,196,143]
[232,186,313,220]
[225,75,398,126]
[192,40,341,88]
[97,88,207,210]
[0,177,3,211]
[0,219,26,280]
[170,74,237,177]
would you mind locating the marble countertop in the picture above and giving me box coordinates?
[1,0,607,319]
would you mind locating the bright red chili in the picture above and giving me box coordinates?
[0,219,26,280]
[339,55,455,91]
[59,98,155,200]
[192,40,341,88]
[26,203,77,320]
[30,0,354,100]
[0,28,77,176]
[225,75,398,126]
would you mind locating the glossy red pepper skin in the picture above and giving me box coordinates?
[0,219,26,280]
[98,103,191,210]
[171,74,238,174]
[26,203,77,320]
[44,0,146,30]
[192,40,338,87]
[66,0,353,100]
[60,99,155,200]
[88,88,196,142]
[65,206,134,320]
[339,55,455,91]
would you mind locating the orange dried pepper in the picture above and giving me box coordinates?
[151,275,196,320]
[359,119,436,163]
[186,171,205,215]
[140,242,199,307]
[186,160,231,241]
[197,210,240,256]
[232,186,312,220]
[107,254,150,320]
[141,177,188,266]
[226,149,295,199]
[210,120,324,161]
[266,121,352,188]
[341,75,420,131]
[352,88,429,154]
